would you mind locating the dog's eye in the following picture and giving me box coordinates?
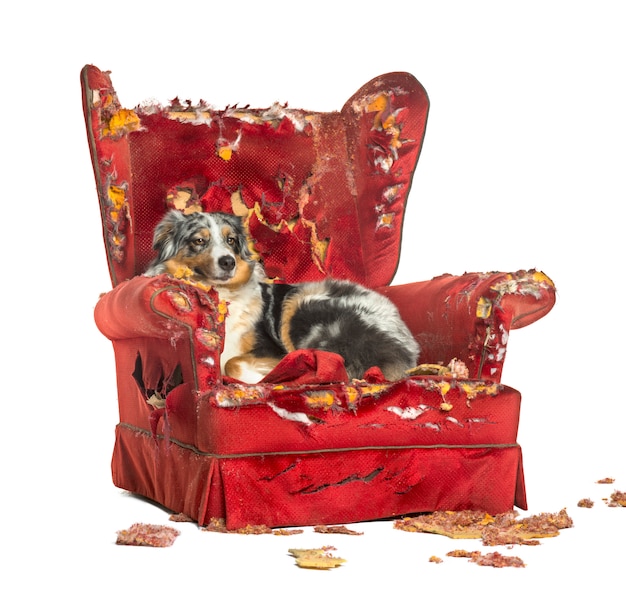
[226,236,237,247]
[193,237,206,246]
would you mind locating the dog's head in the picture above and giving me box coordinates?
[145,210,256,288]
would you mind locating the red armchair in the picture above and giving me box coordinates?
[82,65,556,529]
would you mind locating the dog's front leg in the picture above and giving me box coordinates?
[224,354,280,383]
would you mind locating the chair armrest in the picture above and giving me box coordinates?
[379,269,556,381]
[94,275,225,391]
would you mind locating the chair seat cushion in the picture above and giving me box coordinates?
[112,372,526,528]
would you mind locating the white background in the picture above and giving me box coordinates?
[2,1,624,600]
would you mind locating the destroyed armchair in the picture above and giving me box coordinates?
[82,65,556,529]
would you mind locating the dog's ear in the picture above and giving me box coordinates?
[144,210,190,276]
[220,212,256,261]
[237,220,255,261]
[152,210,187,260]
[241,223,261,262]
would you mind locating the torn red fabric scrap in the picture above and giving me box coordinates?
[116,523,180,547]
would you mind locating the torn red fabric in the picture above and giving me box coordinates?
[260,350,349,385]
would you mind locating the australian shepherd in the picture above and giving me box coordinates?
[145,210,420,383]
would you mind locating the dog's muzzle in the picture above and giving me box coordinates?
[210,253,237,281]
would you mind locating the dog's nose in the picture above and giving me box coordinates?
[218,255,236,271]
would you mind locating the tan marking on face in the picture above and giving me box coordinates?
[163,248,214,285]
[181,227,212,254]
[221,225,235,241]
[162,258,195,279]
[194,228,211,246]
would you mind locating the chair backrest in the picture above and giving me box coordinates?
[81,65,429,288]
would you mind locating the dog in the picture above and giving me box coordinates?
[145,210,420,383]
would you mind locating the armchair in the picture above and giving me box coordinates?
[82,65,556,529]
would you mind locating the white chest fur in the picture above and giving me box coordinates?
[216,278,264,372]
